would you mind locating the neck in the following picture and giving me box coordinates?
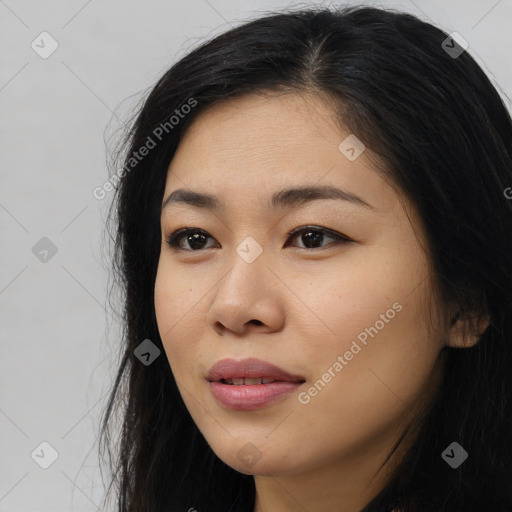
[252,423,409,512]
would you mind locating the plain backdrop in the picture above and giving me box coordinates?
[0,0,510,510]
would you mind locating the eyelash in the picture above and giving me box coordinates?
[164,225,352,252]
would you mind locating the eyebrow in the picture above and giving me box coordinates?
[161,185,375,212]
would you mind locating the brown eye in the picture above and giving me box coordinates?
[165,225,351,252]
[165,228,217,251]
[285,226,352,250]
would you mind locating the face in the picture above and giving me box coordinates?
[154,91,448,485]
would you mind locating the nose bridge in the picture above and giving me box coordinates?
[207,237,285,333]
[221,236,269,295]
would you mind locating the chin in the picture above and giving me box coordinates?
[228,459,289,477]
[205,440,275,474]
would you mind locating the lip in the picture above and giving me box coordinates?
[206,358,306,411]
[208,381,304,410]
[206,357,305,383]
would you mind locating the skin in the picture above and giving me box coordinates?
[154,91,488,512]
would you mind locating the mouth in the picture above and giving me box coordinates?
[206,358,306,411]
[208,380,305,411]
[206,357,306,385]
[218,377,304,385]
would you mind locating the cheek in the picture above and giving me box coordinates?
[154,262,203,372]
[298,251,440,404]
[292,259,407,370]
[154,256,208,333]
[301,278,440,434]
[154,265,176,343]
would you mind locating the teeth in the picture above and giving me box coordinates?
[222,377,276,385]
[244,377,262,385]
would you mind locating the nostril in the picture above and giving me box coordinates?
[250,320,263,326]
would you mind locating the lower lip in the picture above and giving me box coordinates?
[208,380,304,410]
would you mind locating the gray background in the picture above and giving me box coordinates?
[1,0,510,510]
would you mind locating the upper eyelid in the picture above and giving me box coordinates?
[167,225,345,240]
[165,225,350,249]
[285,226,349,244]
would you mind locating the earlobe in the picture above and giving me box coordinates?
[477,313,491,335]
[446,310,490,349]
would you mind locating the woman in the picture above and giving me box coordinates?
[98,4,512,511]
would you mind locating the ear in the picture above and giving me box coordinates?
[446,308,490,349]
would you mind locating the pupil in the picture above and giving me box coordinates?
[303,231,322,248]
[189,234,206,250]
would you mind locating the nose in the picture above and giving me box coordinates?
[206,250,286,336]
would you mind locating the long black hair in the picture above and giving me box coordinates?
[98,4,512,511]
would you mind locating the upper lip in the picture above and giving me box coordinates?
[206,358,305,383]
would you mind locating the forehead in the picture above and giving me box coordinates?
[178,91,341,152]
[163,91,401,218]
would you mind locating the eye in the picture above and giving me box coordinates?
[164,225,352,252]
[285,226,352,249]
[165,227,217,251]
